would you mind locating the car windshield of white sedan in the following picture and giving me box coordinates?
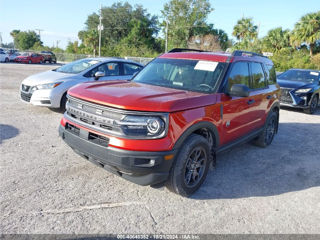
[55,59,101,74]
[21,53,30,56]
[279,70,319,83]
[133,58,226,93]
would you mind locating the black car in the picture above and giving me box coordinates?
[277,69,320,114]
[40,51,57,64]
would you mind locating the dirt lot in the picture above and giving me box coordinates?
[0,63,320,234]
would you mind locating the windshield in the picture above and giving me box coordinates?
[133,58,226,93]
[278,69,319,83]
[21,53,30,56]
[55,59,101,74]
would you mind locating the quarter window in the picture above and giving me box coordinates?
[251,62,266,89]
[227,62,250,90]
[265,64,277,84]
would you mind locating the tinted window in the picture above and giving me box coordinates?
[265,64,276,84]
[86,62,120,77]
[251,62,266,89]
[124,63,142,75]
[278,69,319,83]
[227,62,250,90]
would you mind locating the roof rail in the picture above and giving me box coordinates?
[232,50,267,58]
[168,48,205,53]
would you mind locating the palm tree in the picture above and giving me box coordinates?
[263,27,290,52]
[232,17,258,42]
[291,11,320,56]
[78,29,99,56]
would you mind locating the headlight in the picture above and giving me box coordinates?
[295,88,312,94]
[115,115,167,138]
[30,82,62,93]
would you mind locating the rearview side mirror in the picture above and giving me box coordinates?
[229,84,250,97]
[94,71,105,81]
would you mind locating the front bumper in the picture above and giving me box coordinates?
[20,89,61,108]
[279,88,311,109]
[59,124,176,186]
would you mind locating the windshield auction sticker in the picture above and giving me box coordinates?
[194,61,218,72]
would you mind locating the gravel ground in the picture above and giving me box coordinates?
[0,63,320,234]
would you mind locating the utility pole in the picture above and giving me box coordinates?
[35,29,43,41]
[56,40,60,49]
[0,32,2,47]
[165,20,168,52]
[98,4,104,57]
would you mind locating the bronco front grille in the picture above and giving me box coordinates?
[65,96,125,136]
[280,88,293,104]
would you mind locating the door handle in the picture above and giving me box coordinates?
[266,95,272,99]
[247,99,255,105]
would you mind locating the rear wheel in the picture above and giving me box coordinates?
[5,58,9,63]
[304,95,318,114]
[253,111,278,148]
[28,60,32,64]
[166,134,211,197]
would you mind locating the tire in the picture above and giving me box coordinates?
[5,58,9,63]
[60,92,68,112]
[304,95,318,114]
[253,111,278,148]
[166,134,211,197]
[28,60,32,64]
[40,60,43,64]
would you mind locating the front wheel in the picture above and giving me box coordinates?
[5,58,9,63]
[304,95,318,114]
[166,134,211,197]
[253,111,278,148]
[28,60,32,64]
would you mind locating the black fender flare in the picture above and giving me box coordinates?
[173,121,220,151]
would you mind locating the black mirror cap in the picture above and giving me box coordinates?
[229,84,250,97]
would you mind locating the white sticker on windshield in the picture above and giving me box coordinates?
[310,72,319,76]
[194,61,218,72]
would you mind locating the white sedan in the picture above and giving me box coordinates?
[20,58,143,109]
[0,51,9,62]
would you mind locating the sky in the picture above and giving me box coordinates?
[0,0,319,49]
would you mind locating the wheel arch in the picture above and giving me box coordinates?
[173,121,220,151]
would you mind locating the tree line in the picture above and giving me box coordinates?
[8,0,320,71]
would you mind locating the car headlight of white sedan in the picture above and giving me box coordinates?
[30,82,62,93]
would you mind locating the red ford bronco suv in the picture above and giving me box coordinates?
[59,49,280,197]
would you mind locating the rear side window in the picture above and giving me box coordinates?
[227,62,250,90]
[251,62,266,89]
[124,63,142,75]
[265,64,276,84]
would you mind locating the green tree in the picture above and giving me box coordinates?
[10,30,42,50]
[291,11,320,56]
[78,29,99,55]
[262,27,290,52]
[161,0,213,49]
[232,17,258,42]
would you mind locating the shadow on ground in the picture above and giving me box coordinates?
[0,124,19,144]
[280,105,320,116]
[193,122,320,200]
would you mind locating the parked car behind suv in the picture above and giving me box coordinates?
[20,58,143,109]
[41,51,57,63]
[0,51,9,62]
[59,49,280,197]
[15,52,44,64]
[277,69,320,114]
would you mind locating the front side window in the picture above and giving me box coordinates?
[55,59,101,74]
[133,58,226,93]
[251,62,266,89]
[227,61,250,91]
[86,62,120,77]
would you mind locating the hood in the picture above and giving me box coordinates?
[277,79,315,89]
[68,81,217,112]
[22,70,75,86]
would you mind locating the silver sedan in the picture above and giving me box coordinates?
[20,58,143,109]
